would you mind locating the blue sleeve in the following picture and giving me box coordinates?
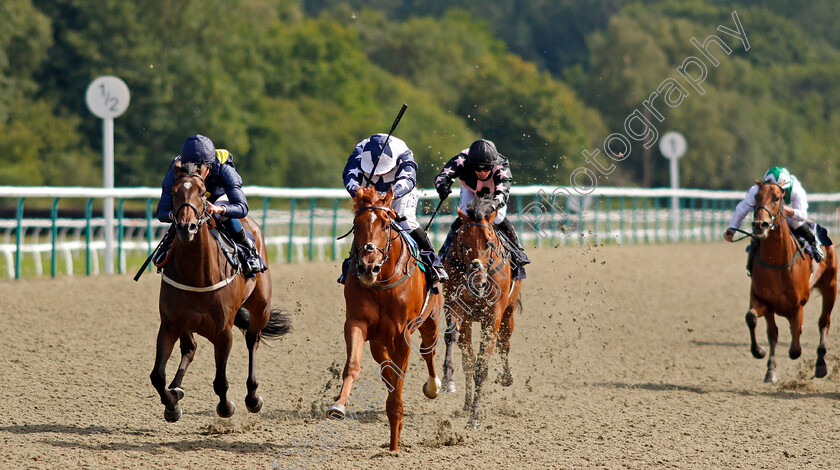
[155,159,179,223]
[217,164,249,219]
[434,154,464,189]
[342,143,365,197]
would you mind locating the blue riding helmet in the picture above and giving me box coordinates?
[180,135,216,166]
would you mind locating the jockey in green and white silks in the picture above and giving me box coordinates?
[724,166,824,262]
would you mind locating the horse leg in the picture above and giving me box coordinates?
[459,321,475,413]
[746,299,767,359]
[168,332,197,391]
[212,327,236,418]
[327,321,367,419]
[469,314,501,429]
[244,328,264,413]
[441,308,460,394]
[764,313,779,384]
[419,308,442,399]
[815,265,836,378]
[383,340,410,452]
[788,307,804,360]
[150,324,185,422]
[496,303,515,387]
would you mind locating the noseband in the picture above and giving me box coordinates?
[173,173,211,229]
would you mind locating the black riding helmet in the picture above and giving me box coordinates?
[180,134,217,166]
[467,139,499,171]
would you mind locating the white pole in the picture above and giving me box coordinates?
[103,117,114,274]
[670,157,679,242]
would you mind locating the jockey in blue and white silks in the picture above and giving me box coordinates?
[434,139,529,276]
[156,134,266,276]
[339,133,448,284]
[724,166,824,262]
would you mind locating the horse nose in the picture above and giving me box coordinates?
[188,222,198,234]
[363,243,375,253]
[371,265,381,274]
[471,260,482,270]
[760,221,769,229]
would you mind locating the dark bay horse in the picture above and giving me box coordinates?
[326,186,442,452]
[151,167,290,422]
[746,181,837,383]
[441,197,522,428]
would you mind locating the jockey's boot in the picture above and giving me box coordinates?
[337,258,351,284]
[794,224,825,262]
[438,217,463,261]
[495,218,531,267]
[410,227,448,283]
[232,229,267,277]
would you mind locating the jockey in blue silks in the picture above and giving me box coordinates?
[338,133,448,284]
[156,134,266,277]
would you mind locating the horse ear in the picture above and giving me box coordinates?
[384,187,395,206]
[755,179,763,186]
[457,207,467,221]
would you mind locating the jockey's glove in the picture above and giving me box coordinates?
[436,183,451,200]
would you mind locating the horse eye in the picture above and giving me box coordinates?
[773,196,780,202]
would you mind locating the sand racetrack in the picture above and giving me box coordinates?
[2,242,840,469]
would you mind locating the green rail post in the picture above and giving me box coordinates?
[632,197,638,244]
[619,196,625,244]
[654,197,661,243]
[15,198,24,279]
[593,196,600,245]
[85,198,93,275]
[287,198,296,263]
[332,198,339,261]
[605,196,611,244]
[549,193,556,246]
[117,199,125,274]
[308,198,316,261]
[146,199,154,255]
[51,198,59,278]
[578,197,585,245]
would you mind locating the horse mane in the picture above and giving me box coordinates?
[466,195,497,222]
[353,186,389,213]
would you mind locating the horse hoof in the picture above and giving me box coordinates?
[164,404,182,423]
[423,377,442,399]
[246,395,264,413]
[467,418,481,429]
[751,346,766,359]
[442,380,457,394]
[216,401,236,418]
[326,403,346,420]
[816,359,828,378]
[764,371,777,384]
[789,348,802,360]
[169,387,185,401]
[498,371,513,387]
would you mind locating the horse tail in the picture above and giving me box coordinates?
[262,307,293,339]
[233,307,293,339]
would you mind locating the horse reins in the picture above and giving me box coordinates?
[452,222,509,277]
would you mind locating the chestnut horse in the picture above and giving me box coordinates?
[746,181,837,383]
[441,197,522,428]
[151,167,290,422]
[326,186,442,452]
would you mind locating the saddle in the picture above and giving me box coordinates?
[152,223,241,273]
[746,222,832,274]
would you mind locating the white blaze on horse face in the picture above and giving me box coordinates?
[183,182,192,190]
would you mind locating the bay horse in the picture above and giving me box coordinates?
[151,164,291,422]
[326,186,442,452]
[746,180,837,383]
[441,196,522,428]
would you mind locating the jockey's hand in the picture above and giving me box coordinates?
[206,202,225,216]
[436,184,451,201]
[783,206,795,218]
[723,228,734,242]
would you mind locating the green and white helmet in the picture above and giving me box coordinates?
[764,166,792,190]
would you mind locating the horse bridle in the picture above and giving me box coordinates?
[754,183,785,232]
[452,222,508,276]
[350,205,396,273]
[173,173,211,229]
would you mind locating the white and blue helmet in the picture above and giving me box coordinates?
[764,166,792,190]
[359,134,409,176]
